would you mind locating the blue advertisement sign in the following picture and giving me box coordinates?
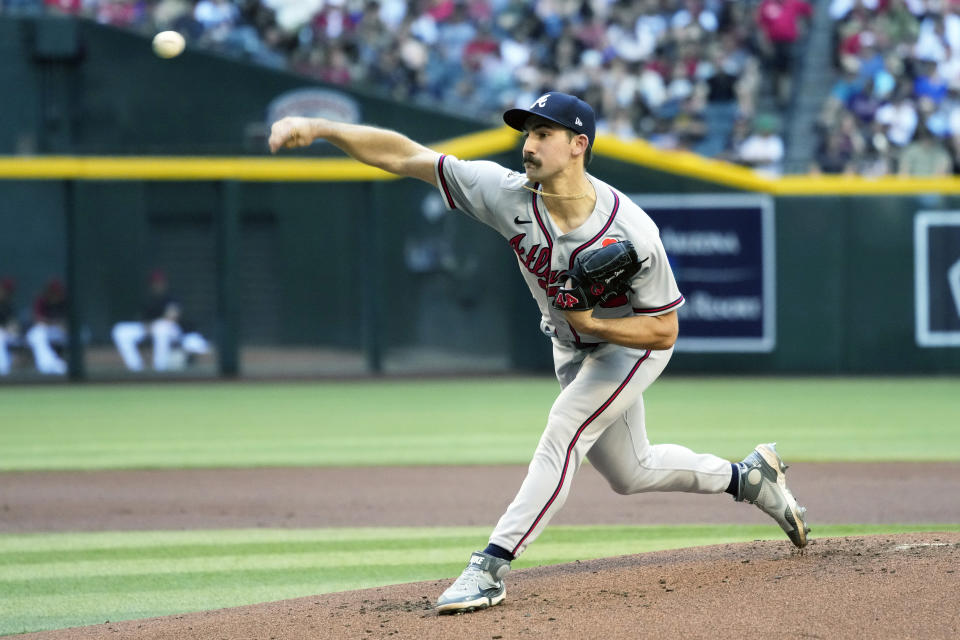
[632,194,776,352]
[914,211,960,347]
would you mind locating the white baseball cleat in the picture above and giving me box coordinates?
[436,551,510,614]
[736,443,810,548]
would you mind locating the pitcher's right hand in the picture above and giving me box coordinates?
[269,117,318,153]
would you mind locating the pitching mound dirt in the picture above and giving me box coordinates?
[18,532,960,640]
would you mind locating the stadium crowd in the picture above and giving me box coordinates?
[3,0,803,171]
[5,0,959,175]
[818,0,960,175]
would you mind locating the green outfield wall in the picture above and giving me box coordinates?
[1,15,958,377]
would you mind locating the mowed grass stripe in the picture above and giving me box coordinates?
[0,545,492,576]
[1,564,454,597]
[1,378,959,470]
[12,523,960,582]
[2,524,959,636]
[0,540,465,567]
[0,381,553,470]
[0,526,494,553]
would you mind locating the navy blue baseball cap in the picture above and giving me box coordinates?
[503,92,596,148]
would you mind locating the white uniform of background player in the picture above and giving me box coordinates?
[112,270,210,372]
[267,91,808,616]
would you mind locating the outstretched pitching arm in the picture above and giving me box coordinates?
[268,116,440,187]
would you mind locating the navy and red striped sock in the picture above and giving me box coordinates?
[725,462,740,497]
[483,544,515,562]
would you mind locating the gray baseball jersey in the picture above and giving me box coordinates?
[434,155,731,557]
[435,155,684,345]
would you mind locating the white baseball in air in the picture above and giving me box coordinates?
[152,31,185,59]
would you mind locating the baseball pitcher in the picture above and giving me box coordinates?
[269,92,810,615]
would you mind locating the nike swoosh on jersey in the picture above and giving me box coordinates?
[514,216,532,225]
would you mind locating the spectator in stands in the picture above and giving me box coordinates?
[721,115,753,161]
[926,86,960,138]
[26,278,68,375]
[948,132,960,174]
[899,125,953,175]
[95,0,143,28]
[837,110,867,155]
[672,0,718,33]
[829,0,882,22]
[876,87,919,147]
[601,107,639,140]
[736,113,785,176]
[914,12,953,67]
[755,0,812,108]
[853,32,886,83]
[152,0,192,29]
[858,118,895,176]
[648,115,681,150]
[913,59,949,107]
[463,20,499,72]
[703,47,739,107]
[812,128,855,174]
[874,0,919,56]
[0,278,18,376]
[674,96,709,150]
[431,2,477,97]
[319,45,353,85]
[821,64,864,130]
[112,269,210,372]
[194,0,239,43]
[847,76,883,125]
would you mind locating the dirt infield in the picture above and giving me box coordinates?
[6,463,960,639]
[3,462,960,531]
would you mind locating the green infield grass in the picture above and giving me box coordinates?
[1,377,958,470]
[2,523,959,636]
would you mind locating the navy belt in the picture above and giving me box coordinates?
[573,341,602,350]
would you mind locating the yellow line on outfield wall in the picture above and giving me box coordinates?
[593,134,960,195]
[0,155,396,181]
[0,126,958,194]
[594,135,767,191]
[0,128,520,183]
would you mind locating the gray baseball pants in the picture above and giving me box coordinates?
[488,340,732,557]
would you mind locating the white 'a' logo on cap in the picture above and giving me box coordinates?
[575,117,583,126]
[532,94,550,108]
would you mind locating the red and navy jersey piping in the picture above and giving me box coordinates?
[633,295,684,315]
[568,323,584,345]
[567,188,620,269]
[437,155,457,209]
[529,185,554,252]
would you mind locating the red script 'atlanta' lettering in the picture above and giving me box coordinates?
[509,233,563,296]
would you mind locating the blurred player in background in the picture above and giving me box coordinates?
[112,269,210,372]
[0,277,19,376]
[26,278,68,375]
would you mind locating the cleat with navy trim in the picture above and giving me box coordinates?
[736,443,810,548]
[436,551,510,614]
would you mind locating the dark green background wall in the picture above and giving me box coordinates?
[0,15,487,155]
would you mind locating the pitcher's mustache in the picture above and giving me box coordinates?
[523,154,540,167]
